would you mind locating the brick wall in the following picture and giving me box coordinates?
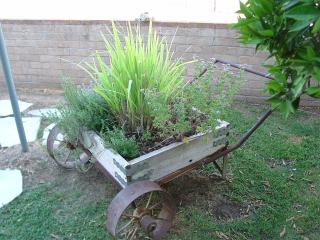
[0,20,318,106]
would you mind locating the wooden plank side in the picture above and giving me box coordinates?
[129,120,229,165]
[130,135,227,181]
[81,121,229,186]
[81,131,130,187]
[129,122,230,182]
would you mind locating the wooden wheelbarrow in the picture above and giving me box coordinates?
[47,59,273,239]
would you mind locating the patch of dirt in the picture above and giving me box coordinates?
[0,90,125,208]
[211,196,246,220]
[288,135,304,144]
[268,158,295,169]
[167,173,248,221]
[0,140,117,206]
[0,142,52,187]
[0,88,64,108]
[299,106,320,115]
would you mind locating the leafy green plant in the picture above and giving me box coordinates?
[81,22,191,133]
[50,80,139,159]
[233,0,320,117]
[49,80,115,143]
[145,62,242,141]
[101,128,139,159]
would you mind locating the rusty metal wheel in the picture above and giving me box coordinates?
[47,125,92,171]
[107,181,176,240]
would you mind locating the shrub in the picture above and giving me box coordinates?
[233,0,320,117]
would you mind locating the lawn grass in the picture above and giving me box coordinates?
[171,105,320,240]
[0,104,319,240]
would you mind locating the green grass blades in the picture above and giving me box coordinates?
[82,22,190,133]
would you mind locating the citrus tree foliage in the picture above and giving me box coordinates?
[234,0,320,116]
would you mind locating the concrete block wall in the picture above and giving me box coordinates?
[0,20,318,106]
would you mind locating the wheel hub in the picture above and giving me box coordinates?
[66,142,76,149]
[133,207,150,220]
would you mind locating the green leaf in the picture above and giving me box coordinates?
[292,77,306,98]
[289,20,310,32]
[283,0,300,10]
[267,80,284,92]
[251,2,266,17]
[306,47,316,60]
[260,29,274,37]
[232,18,257,28]
[305,87,320,98]
[312,17,320,33]
[286,6,320,21]
[268,94,283,109]
[239,2,252,18]
[279,100,295,118]
[259,0,273,12]
[297,47,316,61]
[313,67,320,81]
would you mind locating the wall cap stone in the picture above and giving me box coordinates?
[0,19,230,29]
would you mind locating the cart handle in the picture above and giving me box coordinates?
[194,58,275,80]
[226,108,272,153]
[213,58,274,80]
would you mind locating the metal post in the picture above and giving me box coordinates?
[0,24,29,152]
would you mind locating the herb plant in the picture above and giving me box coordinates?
[233,0,320,117]
[146,63,241,142]
[100,128,139,159]
[49,80,114,143]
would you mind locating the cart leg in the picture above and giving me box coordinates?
[222,154,229,178]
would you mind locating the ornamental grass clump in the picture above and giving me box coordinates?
[82,22,190,133]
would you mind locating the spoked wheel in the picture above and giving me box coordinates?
[107,181,176,240]
[47,125,93,171]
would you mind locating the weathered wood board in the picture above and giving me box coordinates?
[82,120,229,188]
[81,131,129,188]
